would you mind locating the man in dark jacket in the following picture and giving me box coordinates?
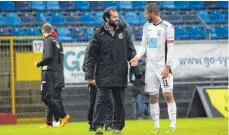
[83,7,138,135]
[36,23,70,128]
[83,48,114,131]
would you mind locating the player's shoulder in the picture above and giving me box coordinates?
[143,22,151,28]
[162,20,174,28]
[93,25,104,34]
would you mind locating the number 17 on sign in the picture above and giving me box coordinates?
[33,40,44,53]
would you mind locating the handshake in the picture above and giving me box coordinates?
[129,55,139,66]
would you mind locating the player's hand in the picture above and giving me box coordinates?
[90,80,96,85]
[161,65,170,79]
[129,55,139,66]
[35,61,40,67]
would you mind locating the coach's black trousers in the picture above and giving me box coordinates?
[93,87,125,131]
[41,71,66,125]
[87,85,113,129]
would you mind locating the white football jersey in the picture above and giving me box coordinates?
[137,20,174,70]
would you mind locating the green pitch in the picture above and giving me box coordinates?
[0,118,227,135]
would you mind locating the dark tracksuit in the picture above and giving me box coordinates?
[83,24,137,131]
[37,35,66,125]
[87,84,113,130]
[46,42,65,125]
[83,46,114,130]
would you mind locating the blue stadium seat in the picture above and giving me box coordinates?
[89,1,104,10]
[60,1,75,10]
[15,1,30,10]
[86,27,94,40]
[189,1,204,9]
[0,14,5,26]
[161,1,176,9]
[51,13,65,25]
[132,26,143,40]
[139,12,146,24]
[75,1,89,10]
[0,28,10,36]
[119,1,133,10]
[0,1,15,11]
[80,12,94,24]
[217,1,228,8]
[5,13,22,26]
[46,1,60,10]
[124,12,139,24]
[224,11,228,22]
[94,12,103,24]
[197,10,211,24]
[36,12,50,24]
[104,1,119,9]
[175,1,189,9]
[65,12,80,25]
[133,1,147,10]
[209,10,224,23]
[188,26,207,39]
[180,11,202,25]
[26,28,41,36]
[11,28,25,36]
[175,26,189,39]
[57,28,73,41]
[216,25,228,39]
[31,1,45,10]
[71,27,87,41]
[208,26,217,39]
[21,13,35,25]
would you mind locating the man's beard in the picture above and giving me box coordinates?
[109,20,118,27]
[148,18,153,23]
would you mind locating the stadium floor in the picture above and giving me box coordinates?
[0,118,227,135]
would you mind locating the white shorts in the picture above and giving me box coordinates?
[145,68,173,95]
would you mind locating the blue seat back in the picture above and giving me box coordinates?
[80,12,94,24]
[27,28,41,36]
[104,1,119,9]
[31,1,45,10]
[11,28,25,36]
[75,1,89,10]
[5,13,21,26]
[51,13,65,25]
[46,1,60,10]
[125,12,139,24]
[0,1,15,11]
[132,1,146,10]
[119,1,133,10]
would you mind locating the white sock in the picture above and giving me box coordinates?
[150,102,160,128]
[167,102,177,128]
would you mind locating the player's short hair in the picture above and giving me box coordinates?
[103,7,117,22]
[145,3,160,15]
[42,23,53,33]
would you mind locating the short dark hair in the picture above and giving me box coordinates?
[103,7,117,22]
[145,3,160,15]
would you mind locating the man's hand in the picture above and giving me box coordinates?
[35,61,40,67]
[87,79,96,85]
[129,55,139,66]
[161,65,170,79]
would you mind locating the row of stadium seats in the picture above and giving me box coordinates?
[0,10,227,26]
[1,25,227,41]
[0,1,227,11]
